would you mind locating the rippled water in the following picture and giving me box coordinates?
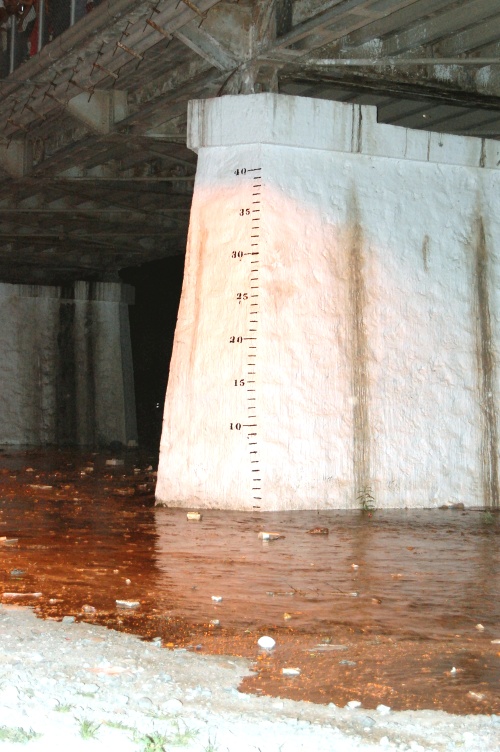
[153,506,500,637]
[1,447,499,713]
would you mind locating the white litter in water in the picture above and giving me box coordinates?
[257,636,276,650]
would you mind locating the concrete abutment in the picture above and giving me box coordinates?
[155,93,500,510]
[0,281,137,447]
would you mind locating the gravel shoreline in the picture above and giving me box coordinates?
[0,605,498,751]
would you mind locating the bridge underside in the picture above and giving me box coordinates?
[0,0,499,285]
[1,1,500,499]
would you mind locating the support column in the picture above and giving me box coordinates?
[156,93,500,510]
[0,281,137,447]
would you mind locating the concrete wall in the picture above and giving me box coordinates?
[0,281,137,446]
[156,93,500,510]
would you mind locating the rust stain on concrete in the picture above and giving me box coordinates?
[474,215,499,508]
[347,191,371,503]
[421,234,430,272]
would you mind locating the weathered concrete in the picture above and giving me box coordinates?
[156,93,500,510]
[0,281,137,446]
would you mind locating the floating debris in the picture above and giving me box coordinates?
[115,600,140,609]
[468,691,485,701]
[258,636,276,650]
[282,667,301,676]
[114,487,135,497]
[258,532,284,541]
[306,527,329,535]
[187,512,202,521]
[3,592,42,599]
[211,595,223,603]
[106,459,124,467]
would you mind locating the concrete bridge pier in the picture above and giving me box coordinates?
[0,280,137,447]
[156,93,500,510]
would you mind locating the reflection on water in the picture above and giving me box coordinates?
[0,448,499,714]
[154,506,500,637]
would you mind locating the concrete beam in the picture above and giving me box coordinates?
[0,139,33,179]
[65,90,128,135]
[371,0,500,58]
[174,21,239,71]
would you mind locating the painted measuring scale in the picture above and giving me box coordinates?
[157,94,354,511]
[229,164,263,503]
[156,146,268,509]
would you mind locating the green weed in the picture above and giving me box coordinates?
[78,718,100,740]
[104,720,135,732]
[357,486,376,512]
[204,735,218,752]
[0,726,41,743]
[54,702,73,713]
[481,510,495,524]
[170,721,198,746]
[139,732,169,752]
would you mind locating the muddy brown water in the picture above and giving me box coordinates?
[0,448,499,715]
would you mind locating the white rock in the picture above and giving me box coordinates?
[257,636,276,650]
[161,698,184,713]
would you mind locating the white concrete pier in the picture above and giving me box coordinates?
[156,93,500,510]
[0,281,137,446]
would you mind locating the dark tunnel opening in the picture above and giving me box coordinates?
[120,255,185,454]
